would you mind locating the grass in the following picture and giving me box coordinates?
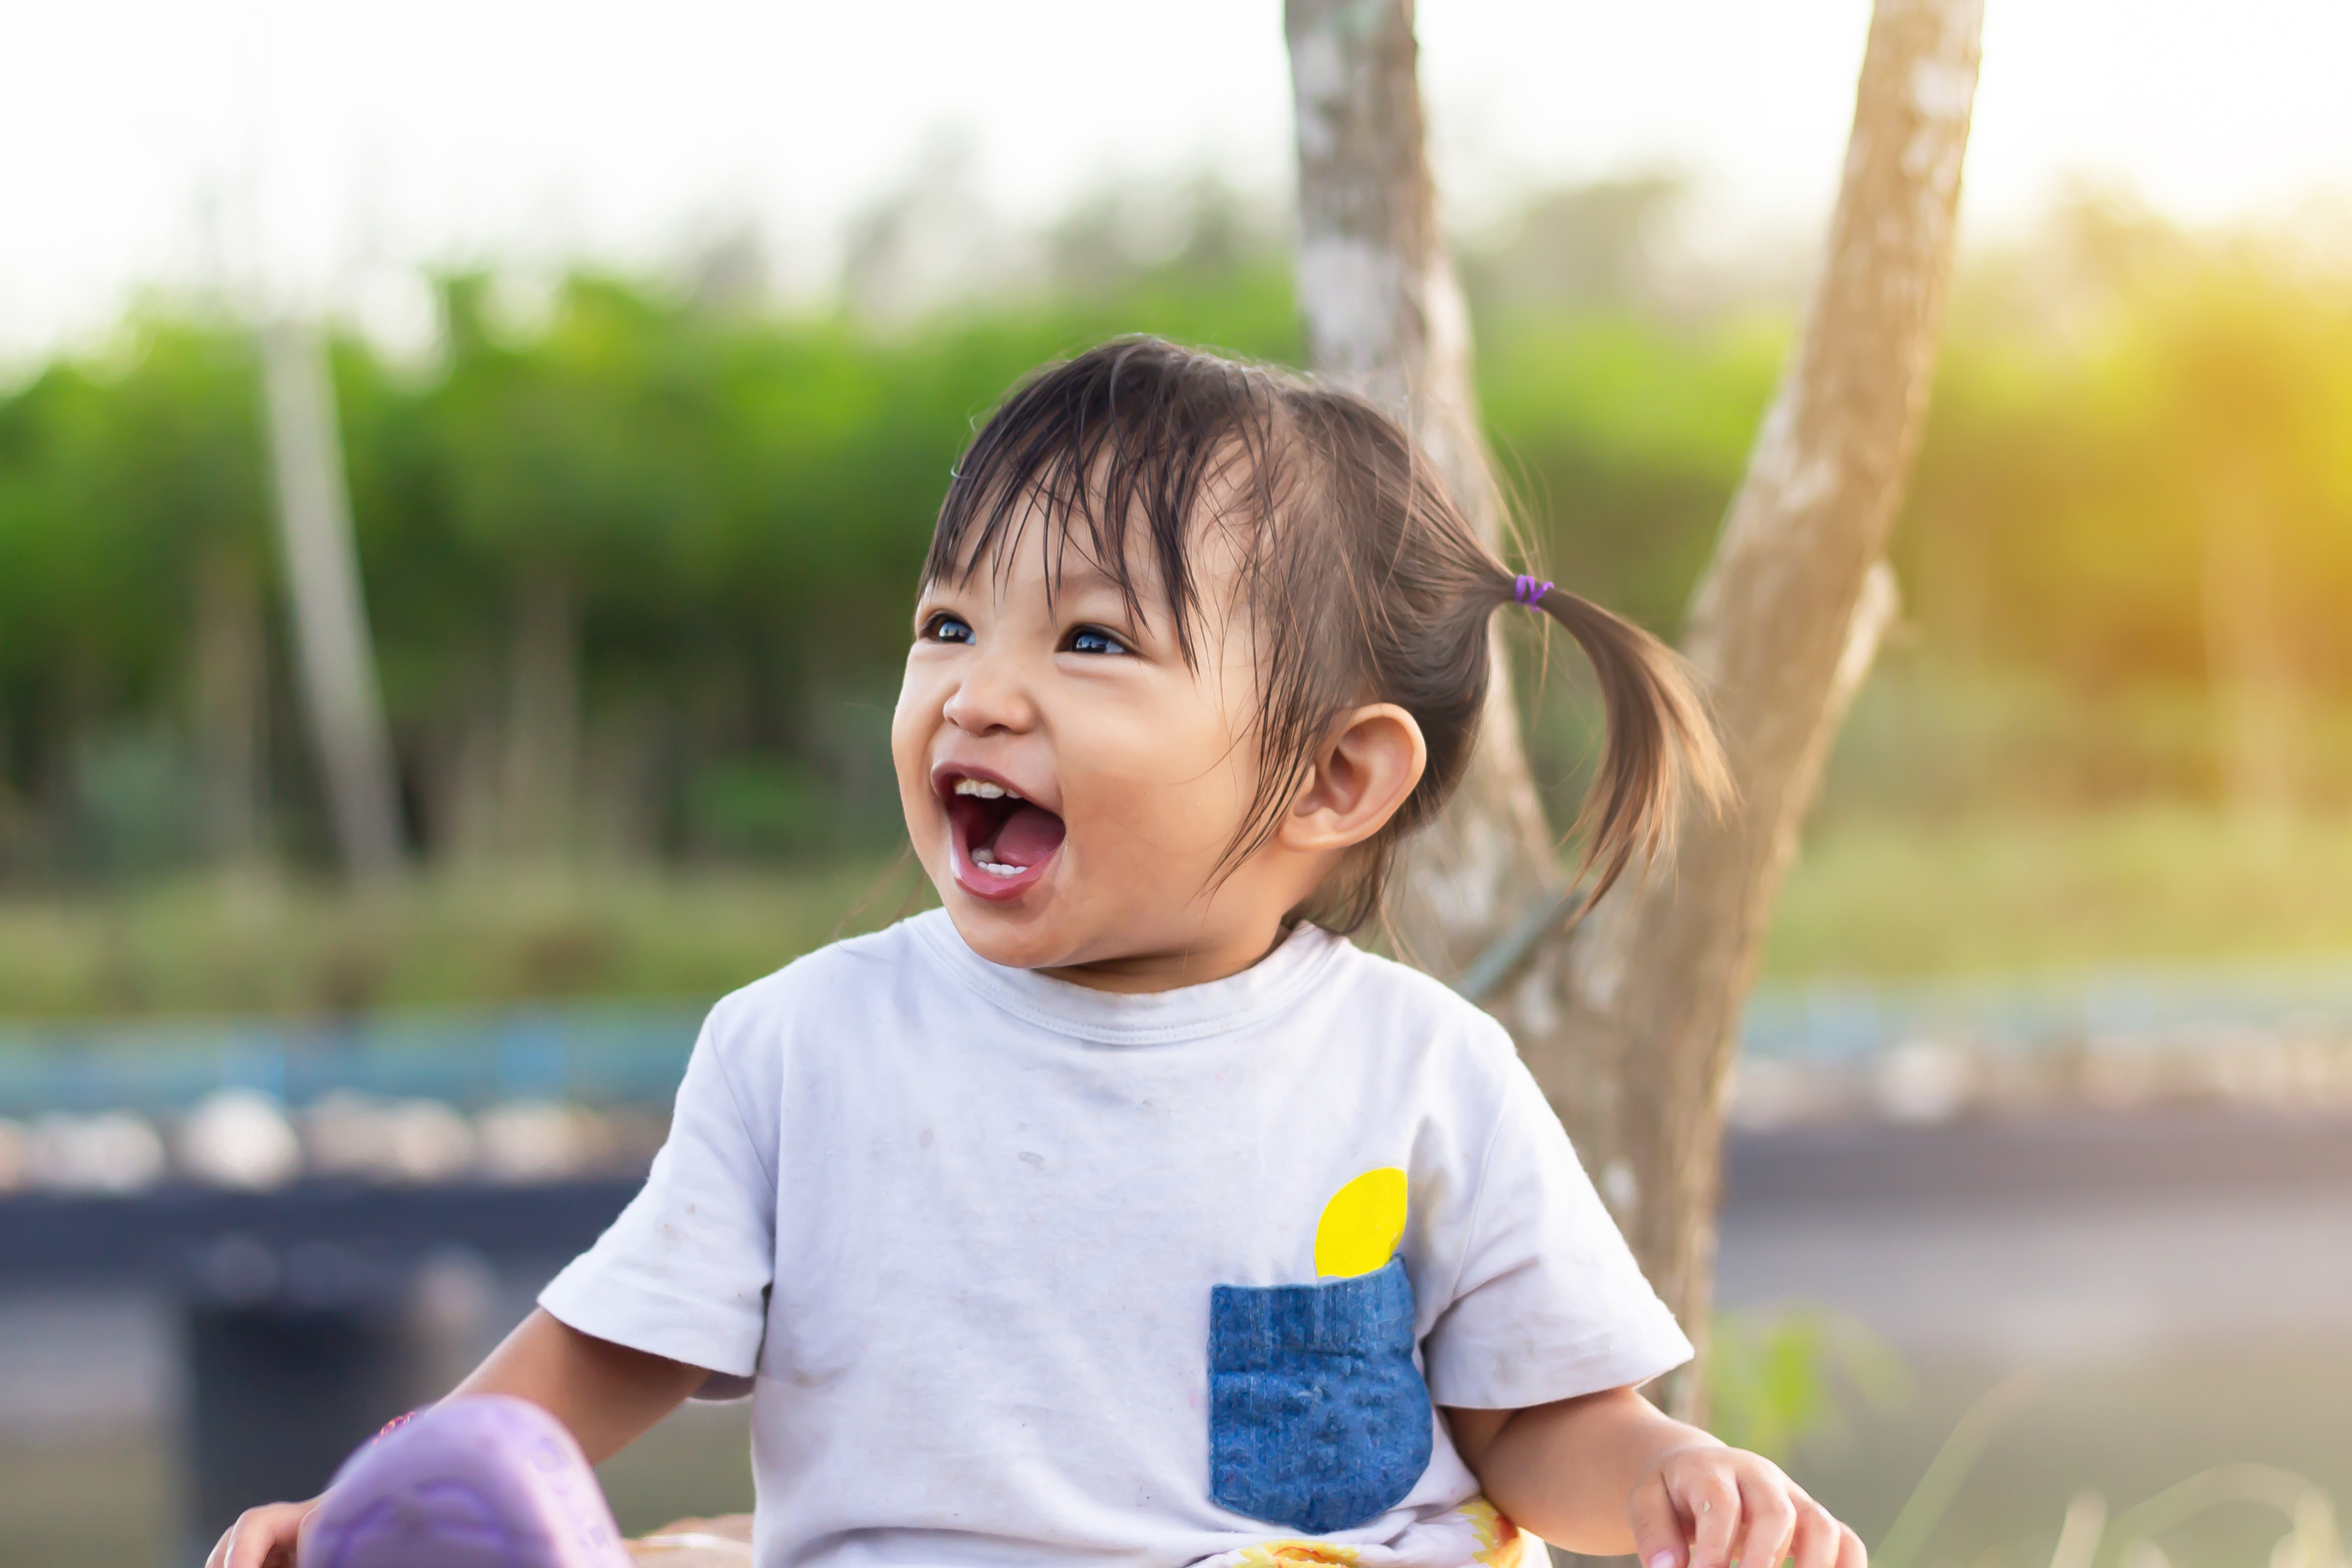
[3,806,2352,1020]
[0,857,934,1021]
[1766,805,2352,980]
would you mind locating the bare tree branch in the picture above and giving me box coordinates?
[1286,0,1557,977]
[1286,0,1984,1421]
[1524,0,1985,1418]
[260,319,406,881]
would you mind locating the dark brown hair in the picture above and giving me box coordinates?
[924,336,1727,934]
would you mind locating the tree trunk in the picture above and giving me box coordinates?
[1523,0,1983,1419]
[1284,0,1558,977]
[1286,0,1985,1424]
[260,319,406,881]
[193,543,267,864]
[2201,455,2299,819]
[501,568,581,860]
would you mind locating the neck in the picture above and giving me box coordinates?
[1040,919,1291,994]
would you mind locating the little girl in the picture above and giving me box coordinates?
[216,338,1862,1568]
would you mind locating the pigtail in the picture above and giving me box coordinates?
[1524,582,1731,910]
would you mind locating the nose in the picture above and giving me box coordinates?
[941,642,1039,736]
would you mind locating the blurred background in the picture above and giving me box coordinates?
[3,2,2351,1565]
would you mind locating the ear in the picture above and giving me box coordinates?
[1278,703,1428,853]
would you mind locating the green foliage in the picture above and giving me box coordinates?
[0,257,1303,876]
[1706,1307,1909,1464]
[0,322,267,748]
[686,758,837,861]
[2,195,2348,883]
[1876,1373,2043,1568]
[1483,307,1782,632]
[0,861,931,1019]
[1896,209,2352,704]
[4,804,2349,1016]
[1767,805,2352,979]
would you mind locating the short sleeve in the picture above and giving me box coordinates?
[1420,1057,1693,1409]
[538,1004,778,1377]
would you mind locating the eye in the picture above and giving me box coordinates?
[1065,625,1131,656]
[922,611,974,645]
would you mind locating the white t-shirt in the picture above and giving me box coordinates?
[541,910,1690,1568]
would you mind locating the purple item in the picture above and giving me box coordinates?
[304,1396,633,1568]
[1511,574,1553,608]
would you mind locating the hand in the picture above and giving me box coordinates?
[1629,1445,1864,1568]
[204,1497,320,1568]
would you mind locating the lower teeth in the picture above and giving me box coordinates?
[976,857,1026,877]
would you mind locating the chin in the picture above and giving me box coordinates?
[903,836,1049,964]
[939,896,1080,972]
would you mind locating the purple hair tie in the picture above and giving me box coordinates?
[1512,574,1553,608]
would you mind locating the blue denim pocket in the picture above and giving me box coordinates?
[1207,1256,1433,1534]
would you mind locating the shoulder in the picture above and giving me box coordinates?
[1310,932,1523,1077]
[698,911,947,1053]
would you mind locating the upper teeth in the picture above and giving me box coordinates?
[952,778,1020,800]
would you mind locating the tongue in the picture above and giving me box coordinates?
[989,803,1066,868]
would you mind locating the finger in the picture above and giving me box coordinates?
[1671,1465,1743,1568]
[1629,1472,1688,1568]
[295,1497,323,1568]
[268,1504,306,1568]
[1837,1523,1869,1568]
[1731,1474,1798,1568]
[1790,1501,1843,1568]
[226,1507,289,1568]
[206,1526,231,1568]
[227,1516,261,1568]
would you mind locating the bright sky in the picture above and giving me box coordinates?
[4,0,2349,356]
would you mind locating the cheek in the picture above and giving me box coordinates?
[889,664,944,822]
[1076,699,1256,858]
[888,692,920,776]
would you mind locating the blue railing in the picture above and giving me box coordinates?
[0,1002,706,1118]
[5,957,2352,1118]
[1740,960,2352,1063]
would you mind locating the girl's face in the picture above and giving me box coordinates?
[892,500,1312,991]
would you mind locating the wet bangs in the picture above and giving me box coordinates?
[922,338,1292,668]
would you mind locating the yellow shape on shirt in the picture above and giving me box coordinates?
[1314,1167,1407,1278]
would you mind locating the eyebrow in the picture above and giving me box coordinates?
[1051,554,1129,599]
[1049,567,1161,645]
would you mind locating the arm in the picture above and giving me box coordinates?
[209,1312,708,1568]
[1445,1388,1864,1568]
[450,1308,711,1462]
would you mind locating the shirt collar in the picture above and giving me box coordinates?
[908,909,1346,1045]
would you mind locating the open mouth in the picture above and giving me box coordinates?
[937,771,1066,900]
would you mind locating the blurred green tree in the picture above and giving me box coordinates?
[1,190,2347,883]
